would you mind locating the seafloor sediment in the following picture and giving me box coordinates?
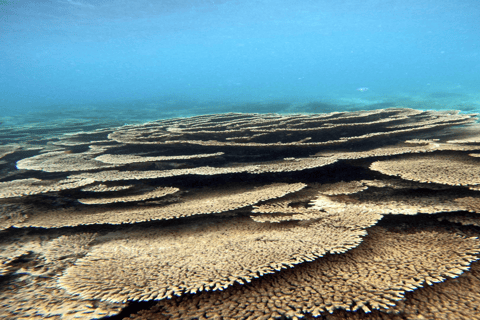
[1,108,480,319]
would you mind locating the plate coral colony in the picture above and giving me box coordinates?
[1,108,480,319]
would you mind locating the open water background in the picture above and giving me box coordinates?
[1,0,479,130]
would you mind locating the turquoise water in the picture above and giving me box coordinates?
[1,0,479,127]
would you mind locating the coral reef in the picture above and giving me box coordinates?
[1,108,480,319]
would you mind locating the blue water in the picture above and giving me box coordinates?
[1,0,479,128]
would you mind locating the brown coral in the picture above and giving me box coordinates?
[0,275,125,320]
[77,186,180,205]
[325,260,480,320]
[94,152,225,164]
[370,153,480,186]
[16,149,119,172]
[81,183,136,192]
[144,227,480,319]
[385,261,480,320]
[310,184,473,216]
[107,109,475,148]
[454,196,480,212]
[0,230,124,319]
[58,210,377,303]
[0,144,21,159]
[0,177,95,199]
[438,213,480,227]
[10,182,306,228]
[316,180,369,195]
